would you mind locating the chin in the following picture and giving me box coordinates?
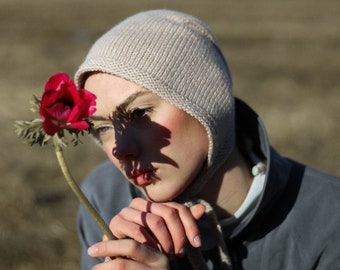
[141,186,180,203]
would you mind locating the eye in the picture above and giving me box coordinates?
[91,123,114,142]
[130,108,151,120]
[93,125,112,134]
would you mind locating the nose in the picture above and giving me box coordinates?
[111,139,139,160]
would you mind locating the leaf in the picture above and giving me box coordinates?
[30,95,41,114]
[14,119,52,146]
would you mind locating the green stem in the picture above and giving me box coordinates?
[53,142,116,241]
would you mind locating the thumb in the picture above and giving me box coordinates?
[189,203,206,220]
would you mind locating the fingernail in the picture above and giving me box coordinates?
[193,235,201,247]
[88,245,99,256]
[178,248,185,257]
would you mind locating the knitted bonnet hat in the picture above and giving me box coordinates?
[75,9,235,197]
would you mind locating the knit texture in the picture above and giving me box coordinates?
[75,9,235,197]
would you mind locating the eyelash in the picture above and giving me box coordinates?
[111,107,153,122]
[91,124,113,141]
[91,107,153,142]
[129,107,152,120]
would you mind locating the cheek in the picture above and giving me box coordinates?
[158,109,208,162]
[103,145,111,158]
[102,144,120,167]
[157,109,187,135]
[160,109,206,146]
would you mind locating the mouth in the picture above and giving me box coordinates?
[126,168,157,187]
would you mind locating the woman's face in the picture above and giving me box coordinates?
[85,73,208,202]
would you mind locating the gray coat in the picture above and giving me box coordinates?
[78,99,340,269]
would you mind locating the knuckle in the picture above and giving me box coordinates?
[177,204,189,213]
[162,242,174,254]
[109,209,127,226]
[177,235,187,247]
[119,206,131,215]
[149,214,165,227]
[111,258,129,269]
[109,219,124,238]
[125,240,141,254]
[163,207,179,220]
[109,216,118,228]
[131,197,144,206]
[175,204,191,217]
[91,264,99,270]
[131,226,146,240]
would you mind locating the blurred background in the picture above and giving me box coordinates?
[1,0,339,269]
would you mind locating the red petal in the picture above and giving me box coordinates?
[44,72,69,91]
[68,121,89,130]
[45,103,71,121]
[42,118,60,135]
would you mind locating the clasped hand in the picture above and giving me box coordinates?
[88,197,205,269]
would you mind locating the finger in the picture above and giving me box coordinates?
[130,199,186,255]
[92,258,151,270]
[162,202,204,248]
[89,239,169,269]
[131,199,203,254]
[142,206,184,256]
[93,257,168,270]
[189,203,206,220]
[110,207,173,254]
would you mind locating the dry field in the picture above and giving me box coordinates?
[1,0,339,269]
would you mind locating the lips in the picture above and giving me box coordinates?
[126,169,156,187]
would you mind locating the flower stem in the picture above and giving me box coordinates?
[53,141,116,240]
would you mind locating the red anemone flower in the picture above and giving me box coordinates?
[39,72,96,136]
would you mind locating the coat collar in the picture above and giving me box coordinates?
[232,98,292,238]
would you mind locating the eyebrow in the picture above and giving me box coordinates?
[89,90,151,121]
[117,90,150,112]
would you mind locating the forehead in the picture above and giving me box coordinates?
[84,73,143,104]
[85,73,162,118]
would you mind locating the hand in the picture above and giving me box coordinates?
[88,238,169,270]
[108,198,205,257]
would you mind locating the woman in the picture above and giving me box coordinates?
[75,10,340,270]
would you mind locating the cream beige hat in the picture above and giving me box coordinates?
[75,9,235,196]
